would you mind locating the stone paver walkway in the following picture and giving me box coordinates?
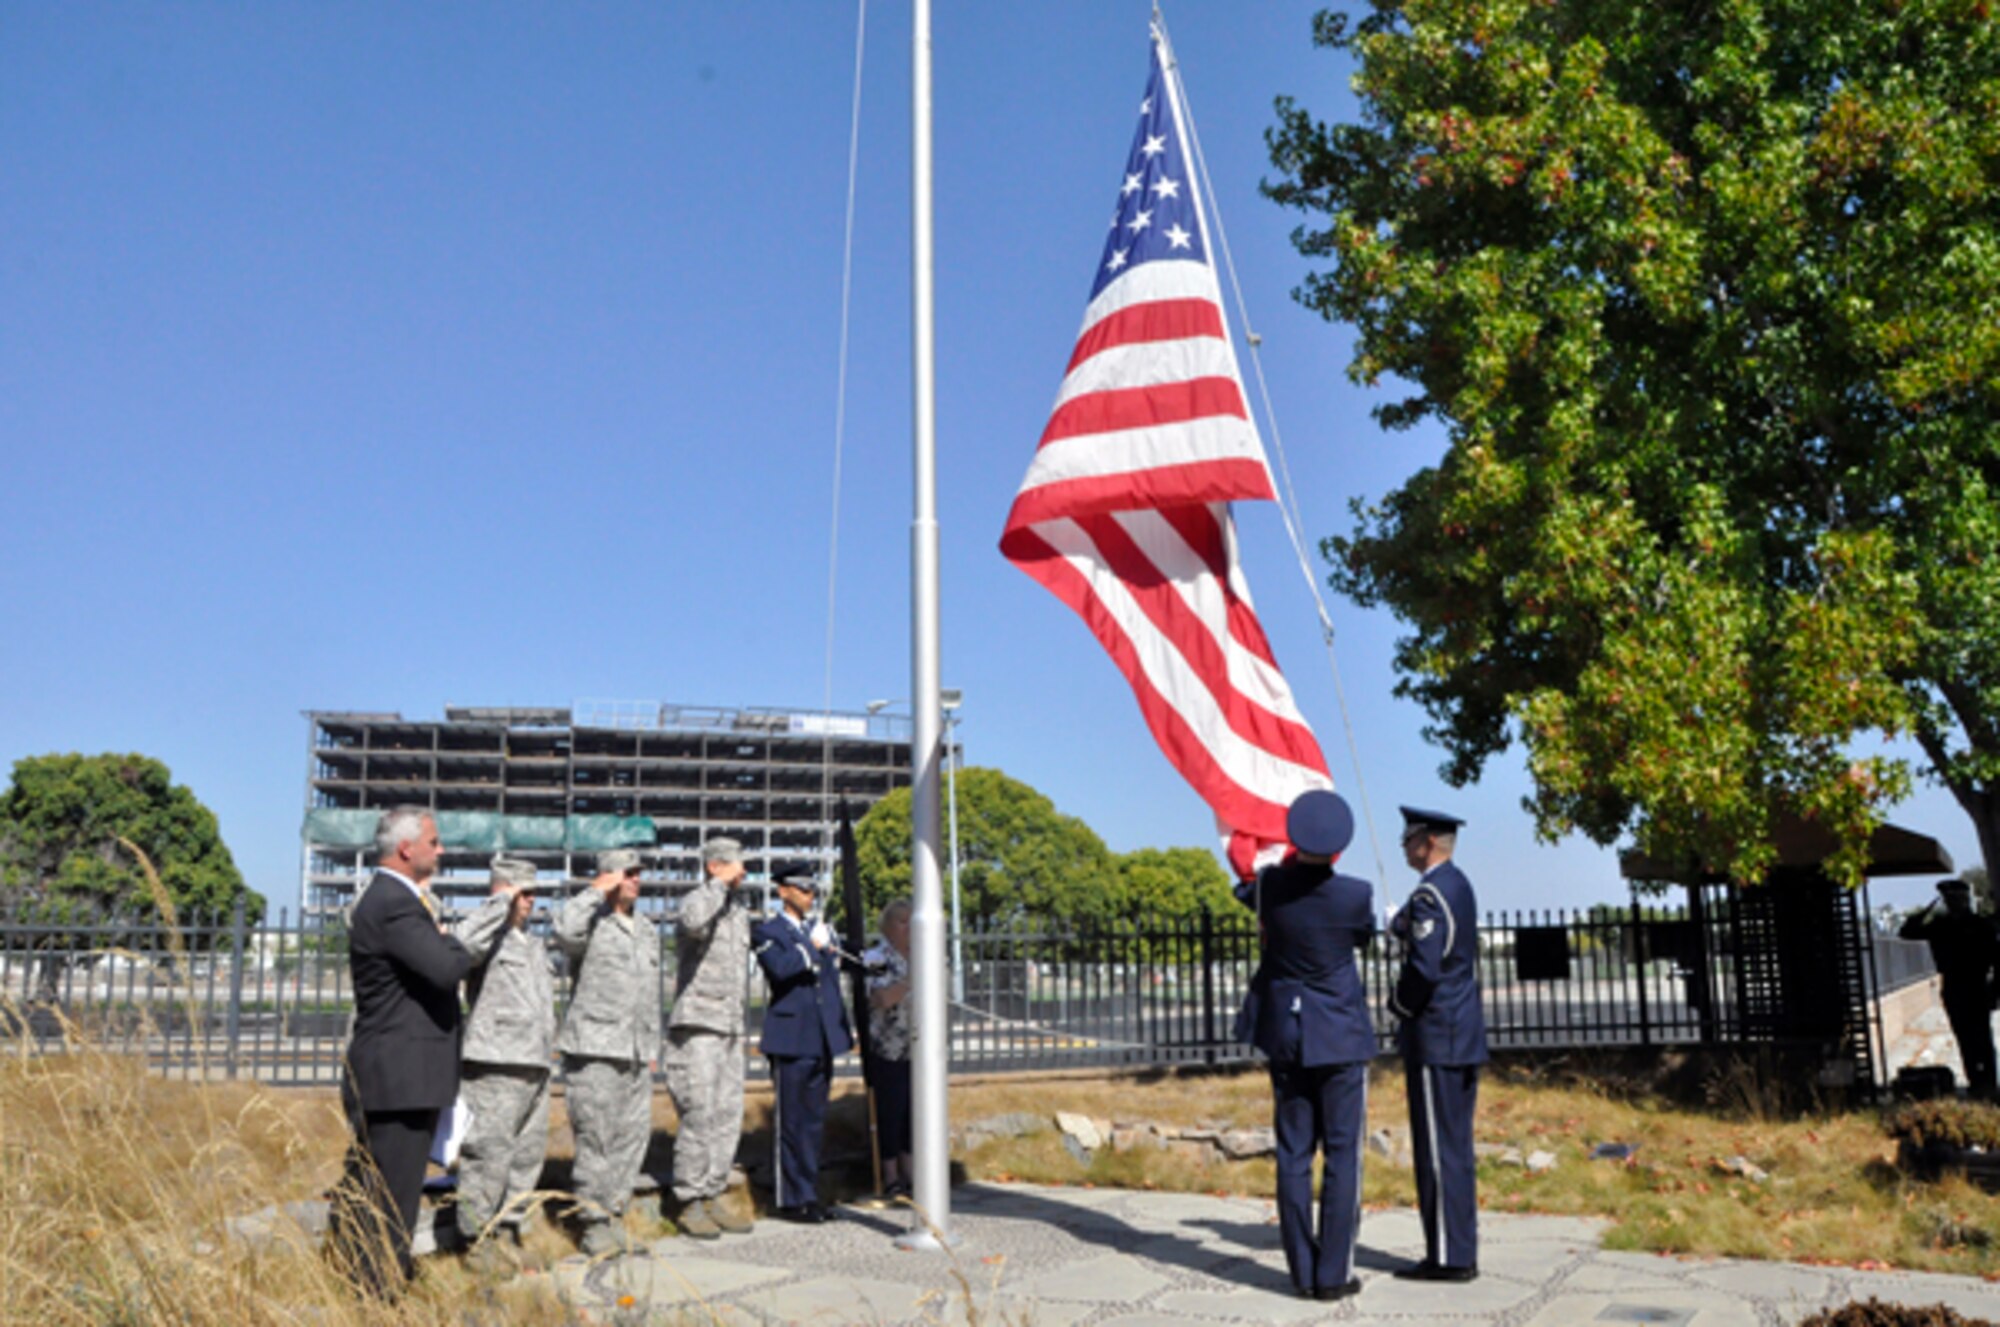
[545,1182,2000,1326]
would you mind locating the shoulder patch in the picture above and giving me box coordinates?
[1414,918,1436,941]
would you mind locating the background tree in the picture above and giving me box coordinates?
[1266,2,2000,885]
[0,753,261,925]
[1112,847,1239,921]
[849,767,1119,932]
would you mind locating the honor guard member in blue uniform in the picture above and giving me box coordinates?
[752,860,855,1223]
[1388,806,1488,1282]
[1233,789,1375,1303]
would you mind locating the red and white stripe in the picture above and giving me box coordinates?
[1002,260,1330,876]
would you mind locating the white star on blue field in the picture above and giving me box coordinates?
[1091,42,1207,298]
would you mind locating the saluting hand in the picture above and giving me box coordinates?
[590,871,623,896]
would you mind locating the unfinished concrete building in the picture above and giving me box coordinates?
[302,701,916,918]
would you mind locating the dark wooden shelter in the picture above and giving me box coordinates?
[1619,817,1953,1091]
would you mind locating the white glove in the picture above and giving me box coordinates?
[810,920,832,950]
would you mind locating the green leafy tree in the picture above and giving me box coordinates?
[850,767,1119,932]
[1266,2,2000,885]
[0,753,261,925]
[1113,846,1240,921]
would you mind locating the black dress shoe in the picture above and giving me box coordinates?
[775,1203,831,1224]
[1393,1260,1477,1282]
[1316,1278,1363,1301]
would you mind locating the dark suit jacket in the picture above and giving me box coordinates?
[345,870,477,1112]
[1232,858,1378,1066]
[752,913,854,1060]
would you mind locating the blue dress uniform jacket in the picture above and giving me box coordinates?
[1233,861,1377,1066]
[753,912,854,1210]
[1389,861,1488,1067]
[1233,858,1377,1298]
[1390,858,1488,1275]
[753,914,856,1058]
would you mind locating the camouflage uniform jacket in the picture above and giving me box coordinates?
[553,889,662,1065]
[452,907,557,1070]
[668,876,752,1034]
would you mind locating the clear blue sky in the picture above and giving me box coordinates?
[0,2,1976,918]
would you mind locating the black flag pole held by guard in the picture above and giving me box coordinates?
[837,798,883,1194]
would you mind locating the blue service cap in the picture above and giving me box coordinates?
[771,860,822,893]
[1286,789,1355,857]
[1399,805,1465,834]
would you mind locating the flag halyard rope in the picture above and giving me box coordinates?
[821,0,870,852]
[1152,6,1390,887]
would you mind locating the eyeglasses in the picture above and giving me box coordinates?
[623,868,643,878]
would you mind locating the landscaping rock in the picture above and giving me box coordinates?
[1526,1149,1559,1174]
[1589,1141,1638,1161]
[1110,1125,1163,1154]
[957,1110,1046,1151]
[1716,1154,1770,1183]
[282,1199,331,1236]
[1217,1127,1276,1160]
[1475,1143,1526,1167]
[1061,1134,1092,1165]
[1367,1127,1413,1167]
[958,1111,1044,1150]
[1055,1111,1103,1152]
[1165,1139,1212,1167]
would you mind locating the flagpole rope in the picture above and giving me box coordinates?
[820,0,870,855]
[1154,7,1391,888]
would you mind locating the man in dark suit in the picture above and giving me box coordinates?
[326,805,513,1297]
[1233,789,1375,1302]
[751,861,854,1223]
[1388,806,1488,1283]
[1900,878,2000,1098]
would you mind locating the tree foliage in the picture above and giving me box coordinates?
[0,753,261,924]
[847,768,1233,933]
[1112,846,1239,920]
[1267,1,2000,884]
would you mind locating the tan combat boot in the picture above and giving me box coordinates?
[709,1196,753,1234]
[677,1199,722,1240]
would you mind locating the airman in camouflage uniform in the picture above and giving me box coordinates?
[662,837,756,1238]
[450,855,557,1266]
[554,848,662,1257]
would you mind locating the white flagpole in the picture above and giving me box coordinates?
[899,0,956,1250]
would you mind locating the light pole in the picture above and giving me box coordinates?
[869,692,964,1001]
[940,689,964,1004]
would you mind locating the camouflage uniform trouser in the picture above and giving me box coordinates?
[454,1063,552,1241]
[563,1055,652,1223]
[663,1027,745,1203]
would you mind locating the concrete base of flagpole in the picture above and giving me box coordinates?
[893,1226,964,1252]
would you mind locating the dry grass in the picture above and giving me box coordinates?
[0,1008,607,1327]
[0,841,593,1326]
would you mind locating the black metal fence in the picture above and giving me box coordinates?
[0,897,1937,1086]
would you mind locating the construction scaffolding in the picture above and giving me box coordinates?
[301,702,917,920]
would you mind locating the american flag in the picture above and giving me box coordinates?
[1000,28,1332,877]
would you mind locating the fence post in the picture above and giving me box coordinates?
[1199,907,1217,1064]
[225,895,247,1080]
[1630,895,1651,1048]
